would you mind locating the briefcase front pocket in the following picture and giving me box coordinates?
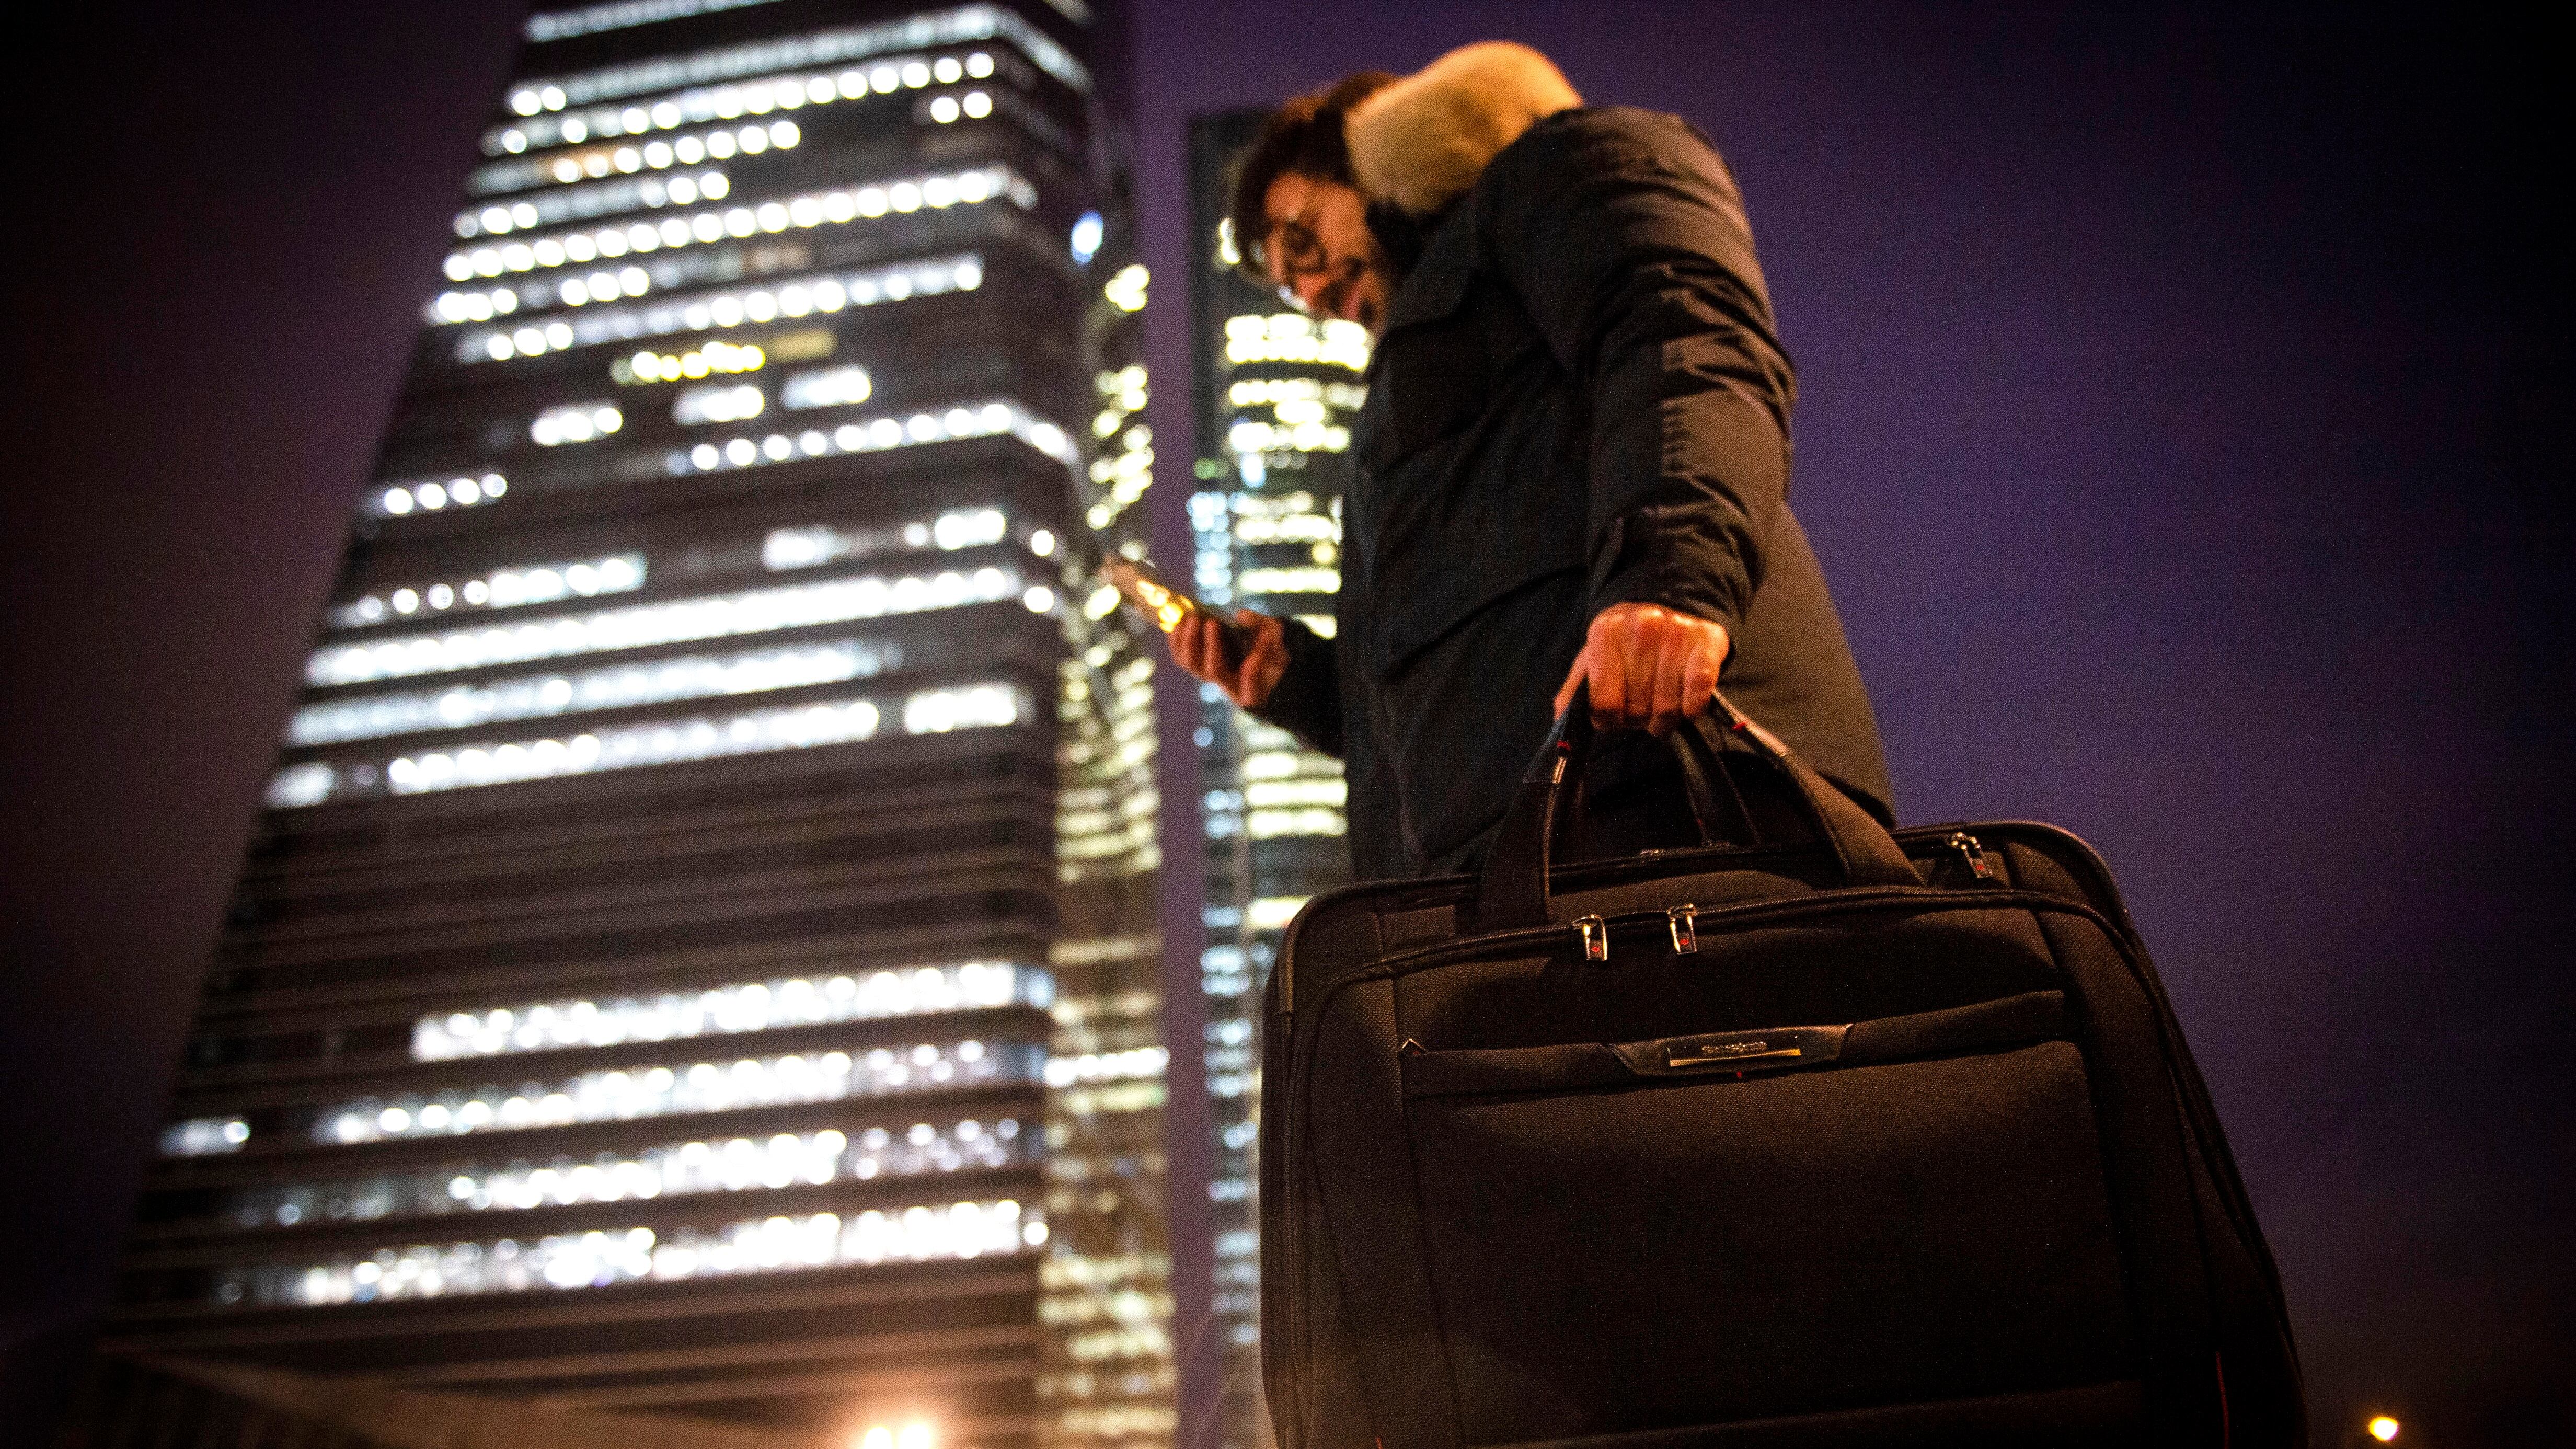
[1398,1001,2139,1442]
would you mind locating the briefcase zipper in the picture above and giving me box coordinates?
[1275,830,2015,1011]
[1573,915,1608,961]
[1947,831,1997,882]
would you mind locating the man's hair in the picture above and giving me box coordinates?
[1225,72,1395,283]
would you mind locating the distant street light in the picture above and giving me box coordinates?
[2367,1416,2402,1443]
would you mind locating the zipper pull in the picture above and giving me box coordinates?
[1398,1037,1427,1059]
[1666,904,1699,955]
[1946,832,1996,883]
[1573,914,1608,962]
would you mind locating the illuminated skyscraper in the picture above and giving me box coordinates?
[82,3,1172,1445]
[1181,108,1368,1449]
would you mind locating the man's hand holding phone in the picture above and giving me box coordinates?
[1098,556,1290,710]
[1171,608,1289,709]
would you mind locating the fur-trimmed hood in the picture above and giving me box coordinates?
[1346,42,1583,217]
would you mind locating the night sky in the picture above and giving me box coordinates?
[4,5,2566,1446]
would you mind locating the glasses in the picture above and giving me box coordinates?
[1258,193,1331,308]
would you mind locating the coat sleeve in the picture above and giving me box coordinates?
[1246,616,1344,757]
[1473,109,1796,637]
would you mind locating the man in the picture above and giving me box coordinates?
[1172,42,1891,878]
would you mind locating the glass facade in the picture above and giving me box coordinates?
[1182,108,1368,1449]
[94,4,1170,1446]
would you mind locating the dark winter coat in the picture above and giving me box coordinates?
[1255,105,1893,879]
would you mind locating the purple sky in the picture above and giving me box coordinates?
[5,4,2566,1444]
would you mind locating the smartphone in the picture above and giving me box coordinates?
[1101,556,1250,668]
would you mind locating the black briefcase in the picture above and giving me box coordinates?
[1257,693,2303,1447]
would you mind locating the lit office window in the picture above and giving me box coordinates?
[441,164,1032,284]
[759,505,1010,571]
[779,364,873,411]
[159,1118,250,1158]
[451,167,731,242]
[1040,1045,1168,1089]
[532,400,625,446]
[266,682,1027,808]
[1084,364,1153,532]
[1223,313,1370,371]
[1234,565,1339,594]
[664,398,1076,475]
[672,382,766,425]
[493,4,1085,135]
[370,473,507,519]
[484,40,1025,163]
[213,1118,1030,1229]
[616,337,764,382]
[216,1198,1044,1306]
[306,566,1022,686]
[524,0,786,44]
[288,638,897,746]
[1248,809,1347,839]
[326,553,644,630]
[412,961,1050,1060]
[470,119,798,199]
[461,254,983,363]
[312,1039,1039,1146]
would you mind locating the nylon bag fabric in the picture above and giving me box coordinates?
[1257,691,2302,1448]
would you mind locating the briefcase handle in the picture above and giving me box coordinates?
[1469,684,1920,931]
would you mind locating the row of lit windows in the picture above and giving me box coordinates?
[327,553,643,631]
[268,681,1027,808]
[1240,778,1347,809]
[288,638,898,746]
[371,472,504,519]
[769,362,872,411]
[1056,787,1157,852]
[458,170,736,253]
[502,5,1076,123]
[411,960,1048,1060]
[616,336,763,383]
[531,399,625,446]
[492,47,1018,164]
[162,1118,248,1157]
[1189,513,1234,608]
[1223,312,1370,372]
[330,505,1011,643]
[475,119,799,202]
[302,1039,1034,1149]
[456,253,981,363]
[1231,513,1339,546]
[1102,262,1148,314]
[1244,809,1348,840]
[213,1119,1027,1230]
[443,163,1029,282]
[1235,565,1341,595]
[661,398,1078,478]
[1237,749,1326,781]
[1229,419,1352,456]
[1040,1046,1169,1090]
[523,0,783,45]
[305,563,1026,686]
[1226,376,1366,412]
[761,505,1021,572]
[1092,364,1147,440]
[492,4,1083,136]
[660,361,868,429]
[217,1199,1042,1306]
[1201,779,1348,836]
[922,89,996,125]
[1084,363,1152,533]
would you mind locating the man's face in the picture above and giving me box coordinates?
[1260,171,1386,334]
